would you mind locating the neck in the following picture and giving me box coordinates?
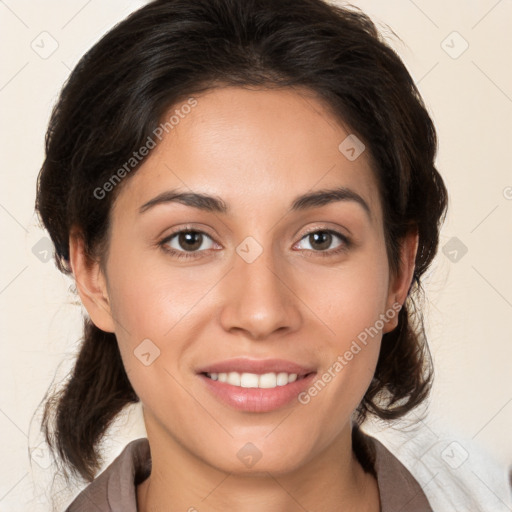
[137,415,380,512]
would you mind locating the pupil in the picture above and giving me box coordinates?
[310,231,331,250]
[179,231,202,251]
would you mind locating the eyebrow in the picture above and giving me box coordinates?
[139,186,371,219]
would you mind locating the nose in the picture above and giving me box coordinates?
[218,245,302,340]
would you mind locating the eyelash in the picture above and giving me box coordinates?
[159,227,352,261]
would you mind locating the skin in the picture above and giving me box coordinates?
[70,86,418,512]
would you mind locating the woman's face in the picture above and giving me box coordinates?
[82,86,412,474]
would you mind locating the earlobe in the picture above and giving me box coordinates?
[383,228,419,333]
[68,230,116,333]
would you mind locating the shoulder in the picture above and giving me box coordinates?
[353,424,434,512]
[356,422,512,512]
[65,438,151,512]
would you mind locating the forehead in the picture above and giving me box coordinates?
[113,86,382,225]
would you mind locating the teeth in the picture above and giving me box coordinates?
[206,371,299,388]
[227,372,241,386]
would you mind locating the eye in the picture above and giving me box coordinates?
[295,229,350,256]
[159,227,351,261]
[160,229,217,259]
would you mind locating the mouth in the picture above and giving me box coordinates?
[201,370,315,389]
[196,358,317,413]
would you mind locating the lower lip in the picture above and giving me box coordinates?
[198,373,317,413]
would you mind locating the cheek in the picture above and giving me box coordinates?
[293,241,389,408]
[105,256,212,423]
[299,237,390,341]
[103,241,218,393]
[106,244,212,340]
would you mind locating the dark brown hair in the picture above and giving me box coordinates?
[35,0,448,482]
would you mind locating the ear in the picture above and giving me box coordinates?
[68,230,116,333]
[382,228,419,333]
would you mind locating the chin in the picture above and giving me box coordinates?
[198,437,312,476]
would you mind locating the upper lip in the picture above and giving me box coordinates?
[196,358,316,376]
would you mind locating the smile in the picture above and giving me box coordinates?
[204,371,310,389]
[198,371,317,413]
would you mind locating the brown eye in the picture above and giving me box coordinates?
[177,231,204,251]
[162,230,216,255]
[308,231,333,251]
[295,229,350,255]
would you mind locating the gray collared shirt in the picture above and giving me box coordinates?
[65,426,433,511]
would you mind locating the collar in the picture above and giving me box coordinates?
[66,427,432,511]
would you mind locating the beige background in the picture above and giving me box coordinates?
[1,0,511,510]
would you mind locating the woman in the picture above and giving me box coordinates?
[35,0,448,510]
